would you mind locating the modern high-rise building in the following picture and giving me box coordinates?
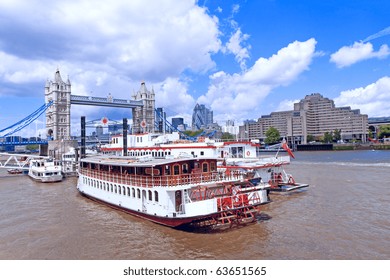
[191,104,213,130]
[240,93,368,144]
[172,117,184,130]
[155,107,167,133]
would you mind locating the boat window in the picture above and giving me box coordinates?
[182,164,188,173]
[210,161,216,171]
[137,189,140,199]
[117,185,120,194]
[132,188,135,197]
[127,187,131,196]
[112,165,120,173]
[202,162,208,172]
[173,164,180,175]
[110,184,113,192]
[165,165,170,175]
[148,190,152,201]
[154,191,159,202]
[200,151,204,156]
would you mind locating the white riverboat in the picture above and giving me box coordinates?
[77,154,270,230]
[28,158,63,183]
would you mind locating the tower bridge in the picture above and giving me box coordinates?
[0,69,158,156]
[45,69,155,141]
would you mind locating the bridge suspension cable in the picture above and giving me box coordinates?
[0,101,53,137]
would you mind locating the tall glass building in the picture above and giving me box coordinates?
[191,104,213,130]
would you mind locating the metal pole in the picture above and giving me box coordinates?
[123,118,128,156]
[81,116,86,158]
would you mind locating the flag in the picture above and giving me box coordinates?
[282,139,295,159]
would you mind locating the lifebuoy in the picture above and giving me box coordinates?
[288,175,296,185]
[246,151,250,156]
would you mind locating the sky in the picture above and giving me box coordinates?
[1,0,390,137]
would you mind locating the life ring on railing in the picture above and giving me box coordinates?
[246,151,250,156]
[288,175,296,185]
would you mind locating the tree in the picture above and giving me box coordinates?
[221,132,235,140]
[183,130,203,137]
[265,127,280,144]
[307,134,315,142]
[323,131,333,143]
[378,124,390,139]
[333,129,341,142]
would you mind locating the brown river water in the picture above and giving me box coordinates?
[0,150,389,260]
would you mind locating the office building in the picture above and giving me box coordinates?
[240,93,368,144]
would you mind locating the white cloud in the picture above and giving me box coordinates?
[330,41,390,68]
[155,77,195,119]
[334,76,390,117]
[363,26,390,42]
[0,0,221,83]
[276,99,300,112]
[198,38,317,122]
[0,52,54,85]
[0,0,222,126]
[224,29,251,70]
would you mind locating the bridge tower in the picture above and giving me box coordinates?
[132,81,155,133]
[45,69,71,140]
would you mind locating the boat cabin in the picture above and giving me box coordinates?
[79,156,220,188]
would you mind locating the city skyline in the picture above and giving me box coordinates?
[1,0,390,137]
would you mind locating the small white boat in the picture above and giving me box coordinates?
[28,158,63,183]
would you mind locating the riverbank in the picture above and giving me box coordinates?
[296,143,390,151]
[333,143,390,150]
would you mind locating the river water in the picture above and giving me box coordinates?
[0,150,389,260]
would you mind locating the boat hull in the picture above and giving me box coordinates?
[28,173,63,183]
[78,190,222,228]
[269,183,309,193]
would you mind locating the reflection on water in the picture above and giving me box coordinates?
[0,150,389,259]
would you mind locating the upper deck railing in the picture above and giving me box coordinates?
[79,168,243,188]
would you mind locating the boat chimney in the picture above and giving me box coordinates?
[123,118,128,156]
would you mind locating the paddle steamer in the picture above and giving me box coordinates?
[77,154,270,230]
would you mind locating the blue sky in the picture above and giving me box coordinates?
[1,0,390,137]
